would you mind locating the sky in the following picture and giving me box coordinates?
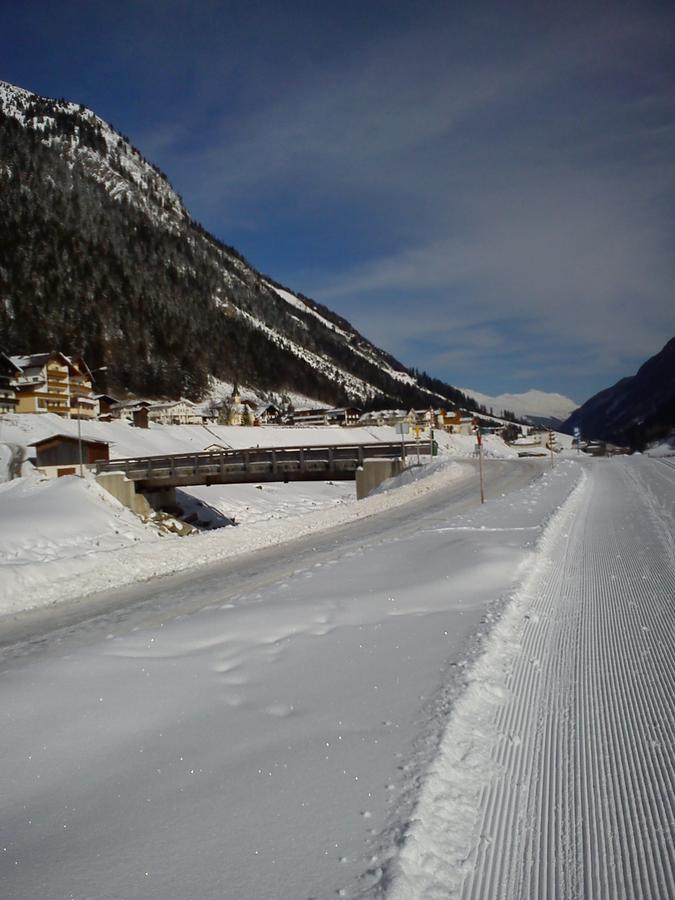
[1,0,673,404]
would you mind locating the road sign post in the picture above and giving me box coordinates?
[549,430,555,468]
[395,422,409,462]
[429,407,435,461]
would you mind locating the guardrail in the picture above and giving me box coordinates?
[95,440,432,489]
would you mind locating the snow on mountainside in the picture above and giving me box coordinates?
[266,283,421,390]
[0,78,478,411]
[460,387,578,423]
[0,80,185,230]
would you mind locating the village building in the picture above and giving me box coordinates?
[29,434,110,478]
[146,399,203,426]
[107,399,153,422]
[221,389,257,426]
[291,407,362,426]
[0,387,17,414]
[107,397,210,426]
[132,406,150,429]
[437,409,464,431]
[0,353,20,413]
[358,409,407,427]
[7,352,98,419]
[254,403,281,425]
[94,394,120,419]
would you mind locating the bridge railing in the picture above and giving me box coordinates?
[95,440,432,483]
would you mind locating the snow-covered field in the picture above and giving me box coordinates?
[2,414,672,900]
[0,457,473,616]
[2,456,672,900]
[0,414,517,616]
[0,412,519,468]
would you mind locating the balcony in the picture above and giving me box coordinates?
[12,374,45,386]
[45,388,70,399]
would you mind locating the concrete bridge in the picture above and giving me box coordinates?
[95,440,432,513]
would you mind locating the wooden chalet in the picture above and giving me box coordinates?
[29,434,110,477]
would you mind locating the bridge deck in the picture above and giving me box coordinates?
[95,441,431,490]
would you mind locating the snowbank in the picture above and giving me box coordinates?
[0,457,473,617]
[0,443,10,482]
[645,431,675,457]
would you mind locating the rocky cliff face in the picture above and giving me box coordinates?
[0,79,474,412]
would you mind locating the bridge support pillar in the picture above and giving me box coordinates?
[96,473,152,517]
[356,457,404,500]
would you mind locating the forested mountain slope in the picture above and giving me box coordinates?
[0,80,475,411]
[562,338,675,448]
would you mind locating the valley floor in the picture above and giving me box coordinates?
[0,416,520,617]
[1,456,672,899]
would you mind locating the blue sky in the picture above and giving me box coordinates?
[1,0,673,404]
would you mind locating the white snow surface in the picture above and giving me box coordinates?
[0,411,518,472]
[385,456,675,899]
[1,453,673,900]
[646,431,675,457]
[0,414,517,615]
[0,456,579,898]
[0,459,455,616]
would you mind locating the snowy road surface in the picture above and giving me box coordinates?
[1,457,673,899]
[387,457,674,899]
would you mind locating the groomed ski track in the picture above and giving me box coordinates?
[385,457,674,899]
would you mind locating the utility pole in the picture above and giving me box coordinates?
[473,417,485,503]
[77,411,84,478]
[478,432,485,503]
[76,364,108,477]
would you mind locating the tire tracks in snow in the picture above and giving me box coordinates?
[382,459,674,899]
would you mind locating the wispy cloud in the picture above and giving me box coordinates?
[132,3,674,399]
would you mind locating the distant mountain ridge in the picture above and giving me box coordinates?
[459,387,578,427]
[561,338,675,449]
[0,79,477,413]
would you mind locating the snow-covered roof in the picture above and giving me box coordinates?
[10,352,63,369]
[29,433,111,448]
[109,399,152,410]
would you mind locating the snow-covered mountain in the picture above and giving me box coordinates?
[460,387,578,426]
[0,80,186,229]
[0,79,474,411]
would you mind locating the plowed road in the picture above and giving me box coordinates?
[388,457,674,899]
